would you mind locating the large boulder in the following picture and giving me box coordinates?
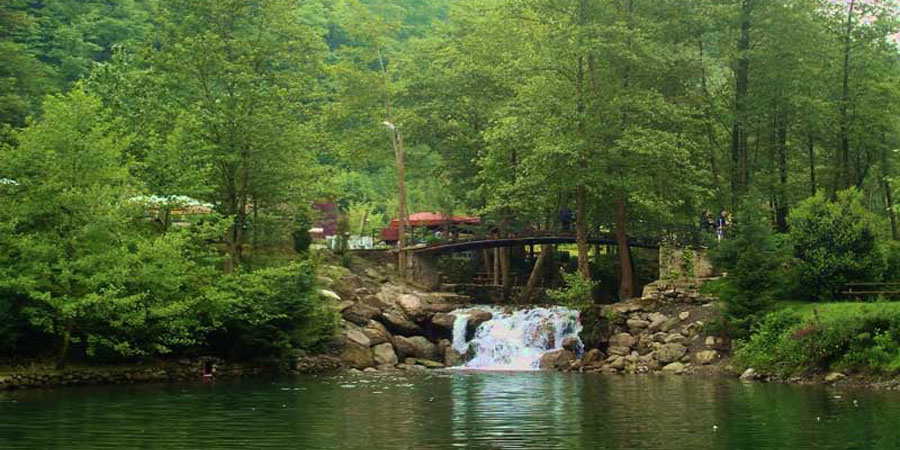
[362,320,391,346]
[444,347,464,367]
[608,333,636,349]
[466,310,493,340]
[607,346,630,356]
[431,313,457,332]
[373,343,399,366]
[662,362,687,374]
[340,341,375,369]
[562,337,581,353]
[655,343,688,364]
[694,350,719,365]
[345,329,372,347]
[539,349,576,370]
[398,294,428,320]
[393,335,439,360]
[360,295,389,311]
[379,311,423,336]
[627,319,650,331]
[342,303,381,326]
[582,349,606,367]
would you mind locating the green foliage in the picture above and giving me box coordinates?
[204,262,339,360]
[736,304,900,376]
[711,200,792,338]
[789,189,886,300]
[547,270,597,311]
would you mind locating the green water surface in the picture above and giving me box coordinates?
[1,371,898,449]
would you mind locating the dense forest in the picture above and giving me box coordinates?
[1,0,900,366]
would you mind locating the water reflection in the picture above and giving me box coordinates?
[2,373,900,449]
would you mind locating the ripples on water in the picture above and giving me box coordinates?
[2,372,900,449]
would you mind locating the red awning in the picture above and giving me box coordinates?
[388,212,480,228]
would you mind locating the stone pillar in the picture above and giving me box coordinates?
[410,252,441,290]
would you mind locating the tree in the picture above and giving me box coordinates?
[147,0,326,270]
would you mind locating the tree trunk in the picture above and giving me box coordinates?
[521,244,550,304]
[775,111,789,232]
[500,246,512,302]
[838,0,855,191]
[575,185,591,282]
[56,319,73,370]
[883,133,898,240]
[616,191,633,300]
[808,132,817,195]
[731,0,752,203]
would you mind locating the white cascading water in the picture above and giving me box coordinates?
[450,306,583,371]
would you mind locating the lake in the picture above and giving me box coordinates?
[1,371,898,449]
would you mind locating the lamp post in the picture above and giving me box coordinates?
[384,121,408,278]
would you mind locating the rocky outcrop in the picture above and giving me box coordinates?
[544,280,727,376]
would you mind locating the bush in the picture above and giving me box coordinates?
[204,261,339,360]
[788,189,885,300]
[547,269,597,310]
[735,305,900,376]
[711,199,791,338]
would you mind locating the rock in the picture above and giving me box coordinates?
[342,303,382,326]
[466,310,493,339]
[647,313,668,332]
[694,350,719,365]
[583,349,606,367]
[424,303,458,315]
[562,337,580,352]
[319,289,342,302]
[363,367,378,373]
[431,313,457,331]
[338,300,354,311]
[346,329,372,347]
[740,368,758,381]
[705,336,725,348]
[662,362,687,374]
[609,333,636,349]
[627,319,650,330]
[609,356,626,370]
[445,348,464,367]
[607,346,630,357]
[393,336,439,360]
[362,320,391,346]
[373,343,399,366]
[655,343,688,364]
[539,349,576,370]
[678,311,690,321]
[413,359,446,369]
[340,341,375,369]
[664,333,687,345]
[398,294,428,320]
[825,372,847,383]
[659,319,679,332]
[379,311,423,336]
[360,295,389,311]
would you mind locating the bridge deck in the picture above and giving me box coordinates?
[402,235,659,254]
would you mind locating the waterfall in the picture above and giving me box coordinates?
[450,306,583,371]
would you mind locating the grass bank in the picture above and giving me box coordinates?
[734,301,900,379]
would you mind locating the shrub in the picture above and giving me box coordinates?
[735,305,900,376]
[547,269,597,311]
[711,199,791,338]
[204,261,339,360]
[788,189,885,300]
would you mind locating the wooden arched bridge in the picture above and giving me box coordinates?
[400,232,659,254]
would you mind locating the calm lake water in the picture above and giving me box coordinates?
[1,371,899,449]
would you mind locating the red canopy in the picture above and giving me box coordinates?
[388,212,480,228]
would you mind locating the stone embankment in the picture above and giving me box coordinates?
[329,263,491,372]
[539,280,728,375]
